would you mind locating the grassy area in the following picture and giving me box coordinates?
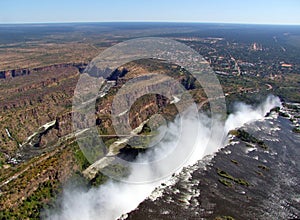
[0,180,58,219]
[229,129,268,150]
[217,168,250,187]
[218,178,233,187]
[74,146,91,171]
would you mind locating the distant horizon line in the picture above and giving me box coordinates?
[0,20,300,26]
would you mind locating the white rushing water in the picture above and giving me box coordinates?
[46,95,281,220]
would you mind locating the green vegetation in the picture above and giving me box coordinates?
[265,107,280,117]
[217,169,235,181]
[0,181,58,219]
[75,136,106,162]
[292,126,300,133]
[231,129,268,150]
[140,123,152,135]
[102,164,130,179]
[234,178,250,186]
[91,172,108,186]
[228,130,239,136]
[275,87,300,103]
[219,178,233,187]
[255,171,264,176]
[0,139,111,219]
[245,143,254,148]
[104,137,118,147]
[217,169,250,187]
[258,165,270,171]
[74,148,91,171]
[1,24,300,220]
[230,159,238,165]
[237,129,258,143]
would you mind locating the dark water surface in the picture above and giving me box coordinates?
[125,105,300,220]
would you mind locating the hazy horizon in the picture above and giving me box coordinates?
[1,21,300,26]
[1,0,300,25]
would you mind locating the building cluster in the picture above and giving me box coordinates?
[177,37,298,78]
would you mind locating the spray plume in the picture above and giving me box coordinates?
[46,95,281,220]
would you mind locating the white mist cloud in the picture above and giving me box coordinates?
[224,95,282,134]
[46,95,281,220]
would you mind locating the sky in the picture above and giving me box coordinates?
[0,0,300,25]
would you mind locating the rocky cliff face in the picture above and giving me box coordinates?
[0,58,206,167]
[0,63,87,79]
[0,65,79,157]
[0,63,88,217]
[94,59,205,135]
[0,59,205,218]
